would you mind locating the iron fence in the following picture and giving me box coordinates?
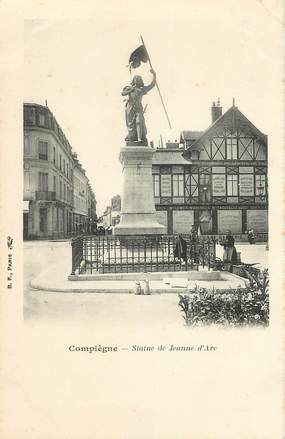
[71,235,216,275]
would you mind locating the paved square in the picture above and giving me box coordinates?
[24,240,268,326]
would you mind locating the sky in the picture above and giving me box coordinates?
[24,1,283,215]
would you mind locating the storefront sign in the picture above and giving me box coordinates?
[247,210,268,232]
[161,175,172,196]
[212,175,226,196]
[173,210,194,233]
[239,174,254,196]
[218,210,242,233]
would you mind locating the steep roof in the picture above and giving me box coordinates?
[182,105,267,159]
[153,148,191,165]
[180,131,204,143]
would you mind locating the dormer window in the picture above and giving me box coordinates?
[39,113,45,126]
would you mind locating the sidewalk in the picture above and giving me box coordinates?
[28,241,267,294]
[30,259,248,294]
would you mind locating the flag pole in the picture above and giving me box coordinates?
[140,35,172,129]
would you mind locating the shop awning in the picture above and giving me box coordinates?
[23,200,30,212]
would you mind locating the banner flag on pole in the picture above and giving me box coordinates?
[128,45,149,71]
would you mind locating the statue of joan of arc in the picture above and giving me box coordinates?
[122,68,156,145]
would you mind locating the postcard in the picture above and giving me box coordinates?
[0,1,284,438]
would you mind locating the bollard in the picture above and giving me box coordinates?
[143,279,151,295]
[134,281,142,295]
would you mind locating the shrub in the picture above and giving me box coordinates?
[178,269,269,327]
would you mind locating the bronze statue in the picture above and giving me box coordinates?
[122,68,156,145]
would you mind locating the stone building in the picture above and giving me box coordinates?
[101,195,121,230]
[24,103,74,239]
[152,101,268,237]
[87,182,97,232]
[72,153,89,233]
[110,194,121,227]
[23,103,96,239]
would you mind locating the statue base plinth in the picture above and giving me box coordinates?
[114,145,166,236]
[114,213,166,236]
[125,140,148,147]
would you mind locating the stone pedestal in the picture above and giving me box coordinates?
[114,145,166,235]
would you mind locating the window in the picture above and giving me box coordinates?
[38,113,46,126]
[199,173,211,202]
[226,137,237,160]
[24,171,30,191]
[38,141,48,160]
[66,163,69,178]
[24,136,31,155]
[53,146,56,165]
[255,175,266,196]
[227,174,238,196]
[53,176,57,193]
[63,159,65,175]
[25,107,36,125]
[161,174,172,196]
[64,184,66,201]
[59,154,62,171]
[60,180,62,199]
[153,175,160,196]
[173,174,184,196]
[38,172,48,191]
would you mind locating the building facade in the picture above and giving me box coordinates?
[100,195,121,230]
[87,182,97,232]
[152,102,268,237]
[23,103,96,239]
[72,153,89,233]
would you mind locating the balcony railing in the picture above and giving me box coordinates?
[35,191,56,201]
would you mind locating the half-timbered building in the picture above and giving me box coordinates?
[152,101,268,238]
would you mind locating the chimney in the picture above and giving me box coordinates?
[211,99,222,124]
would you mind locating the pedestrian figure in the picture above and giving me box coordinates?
[221,230,238,272]
[247,228,255,244]
[189,225,199,265]
[174,234,187,265]
[134,281,142,295]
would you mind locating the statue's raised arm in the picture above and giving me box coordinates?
[122,69,156,145]
[142,69,156,94]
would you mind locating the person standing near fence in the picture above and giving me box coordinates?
[247,228,255,244]
[189,225,199,265]
[221,230,238,272]
[174,234,187,264]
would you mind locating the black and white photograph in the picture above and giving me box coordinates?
[23,17,270,328]
[0,1,284,438]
